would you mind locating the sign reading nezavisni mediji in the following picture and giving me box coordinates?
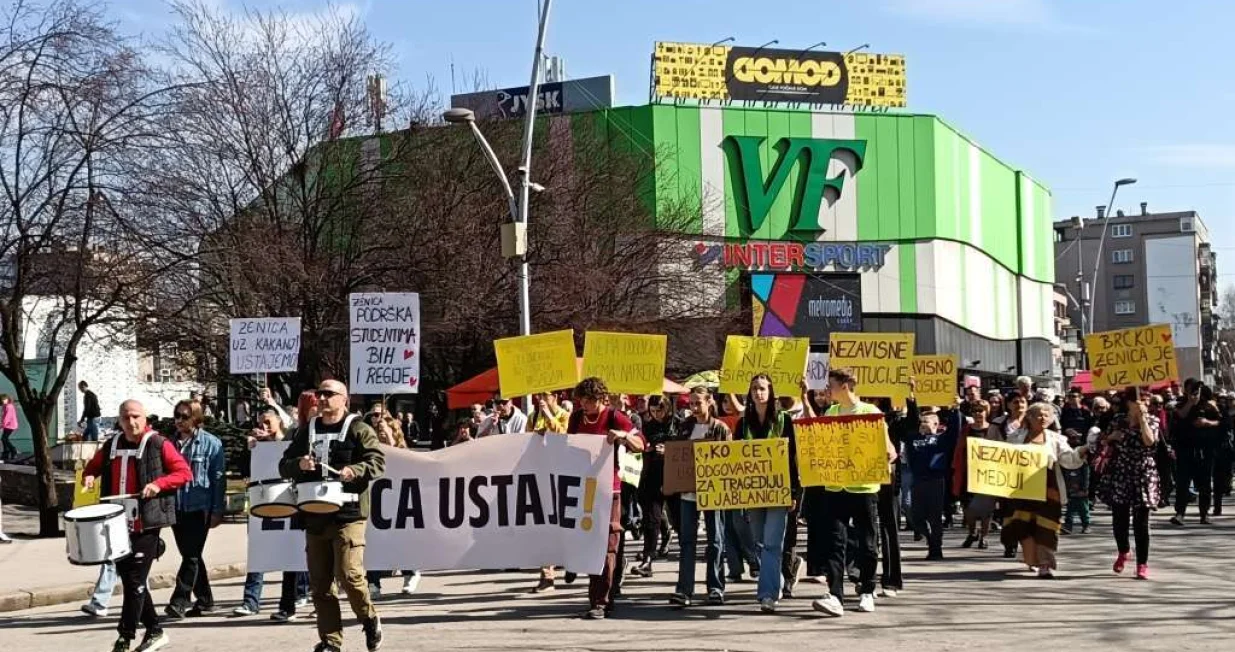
[795,414,890,487]
[967,438,1048,501]
[247,434,615,574]
[1083,324,1178,391]
[652,41,907,107]
[230,317,301,374]
[718,336,809,395]
[349,293,420,394]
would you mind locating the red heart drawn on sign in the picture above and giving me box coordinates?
[403,349,415,360]
[408,377,418,387]
[1161,333,1172,343]
[1093,368,1104,378]
[694,242,707,255]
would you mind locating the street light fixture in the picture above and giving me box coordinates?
[441,108,520,230]
[1088,177,1137,331]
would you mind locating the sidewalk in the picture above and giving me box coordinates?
[0,503,247,612]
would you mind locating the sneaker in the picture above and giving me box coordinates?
[564,572,578,584]
[668,592,691,607]
[706,589,725,606]
[630,562,653,578]
[657,531,673,559]
[583,606,606,619]
[270,610,299,622]
[1037,567,1055,579]
[401,571,421,594]
[0,533,12,544]
[1135,564,1150,580]
[295,597,309,608]
[111,637,132,652]
[1169,515,1185,527]
[785,556,803,598]
[726,575,744,583]
[82,602,109,618]
[312,644,342,652]
[961,534,976,548]
[759,598,778,613]
[857,593,876,613]
[231,605,258,617]
[812,594,844,617]
[185,605,215,617]
[1081,525,1091,534]
[977,539,989,549]
[162,605,185,620]
[880,587,899,598]
[1113,552,1129,574]
[134,630,169,652]
[362,617,383,652]
[530,578,555,594]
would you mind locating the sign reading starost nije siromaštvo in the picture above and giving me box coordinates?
[1083,324,1178,391]
[349,293,421,394]
[718,336,809,395]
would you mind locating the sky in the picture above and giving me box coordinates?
[119,0,1235,287]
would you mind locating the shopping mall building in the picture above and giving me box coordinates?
[569,103,1057,385]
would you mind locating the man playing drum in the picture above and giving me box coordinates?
[83,400,193,652]
[278,380,386,652]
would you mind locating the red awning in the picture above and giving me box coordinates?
[1069,370,1177,395]
[446,358,688,410]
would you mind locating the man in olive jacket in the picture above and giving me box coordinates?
[279,380,385,652]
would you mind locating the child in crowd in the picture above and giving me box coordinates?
[1062,428,1092,534]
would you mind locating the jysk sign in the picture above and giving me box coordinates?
[451,75,615,120]
[652,41,906,107]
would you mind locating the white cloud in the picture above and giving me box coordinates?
[1145,144,1235,168]
[882,0,1070,29]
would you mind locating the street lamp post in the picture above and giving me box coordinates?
[1087,177,1137,332]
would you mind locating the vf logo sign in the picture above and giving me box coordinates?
[724,135,866,237]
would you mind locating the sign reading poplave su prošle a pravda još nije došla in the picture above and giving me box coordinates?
[795,414,890,488]
[229,317,301,374]
[349,293,420,394]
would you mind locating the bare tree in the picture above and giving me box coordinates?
[0,0,202,534]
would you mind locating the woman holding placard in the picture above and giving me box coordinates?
[953,400,996,550]
[1000,402,1089,579]
[1096,388,1161,580]
[734,374,800,613]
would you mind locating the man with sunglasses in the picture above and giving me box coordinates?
[279,380,386,652]
[165,400,226,620]
[477,394,528,436]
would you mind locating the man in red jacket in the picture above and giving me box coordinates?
[84,400,193,652]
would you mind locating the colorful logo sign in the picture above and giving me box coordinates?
[652,42,907,107]
[751,273,862,344]
[725,135,866,238]
[693,241,891,272]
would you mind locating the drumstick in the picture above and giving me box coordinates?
[101,493,139,501]
[321,463,345,477]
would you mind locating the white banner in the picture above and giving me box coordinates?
[806,352,830,390]
[229,317,302,374]
[349,292,421,394]
[247,434,616,574]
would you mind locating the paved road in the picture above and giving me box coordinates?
[2,510,1232,652]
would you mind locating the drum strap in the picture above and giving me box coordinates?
[309,415,358,480]
[110,432,153,496]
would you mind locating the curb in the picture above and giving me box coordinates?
[0,562,247,613]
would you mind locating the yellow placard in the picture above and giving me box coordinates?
[967,438,1048,501]
[718,336,809,395]
[581,331,666,396]
[694,439,792,511]
[795,414,890,487]
[1084,324,1178,391]
[74,468,100,507]
[911,354,958,407]
[828,333,914,399]
[493,330,579,398]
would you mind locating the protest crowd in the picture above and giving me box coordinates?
[56,348,1235,652]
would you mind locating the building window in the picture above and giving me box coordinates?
[1112,249,1134,264]
[1111,224,1133,238]
[1114,300,1136,315]
[1114,275,1135,289]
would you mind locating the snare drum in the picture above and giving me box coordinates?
[296,480,351,515]
[64,504,131,565]
[248,478,298,519]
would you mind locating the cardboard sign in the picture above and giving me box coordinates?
[662,441,697,494]
[967,438,1048,501]
[828,333,914,399]
[581,332,667,396]
[718,336,809,395]
[911,354,958,407]
[229,317,301,374]
[618,447,643,486]
[795,414,890,487]
[73,468,100,508]
[349,293,421,394]
[493,330,579,398]
[1084,324,1178,391]
[694,439,792,510]
[805,352,830,391]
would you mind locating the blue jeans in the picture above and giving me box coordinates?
[723,510,760,578]
[242,571,309,613]
[83,418,100,442]
[675,500,725,597]
[89,562,118,608]
[747,507,788,601]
